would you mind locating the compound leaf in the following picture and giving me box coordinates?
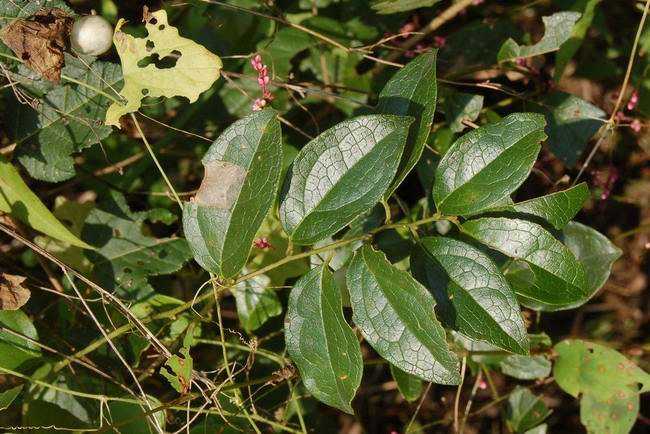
[183,109,283,278]
[433,113,546,216]
[285,265,363,414]
[412,237,529,354]
[280,114,411,244]
[347,245,460,384]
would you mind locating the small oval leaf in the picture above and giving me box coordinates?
[347,245,460,384]
[285,265,363,414]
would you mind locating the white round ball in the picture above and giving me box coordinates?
[70,15,114,56]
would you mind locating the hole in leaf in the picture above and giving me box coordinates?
[158,25,165,30]
[145,40,154,52]
[124,267,132,274]
[149,17,158,25]
[137,50,181,69]
[142,89,149,95]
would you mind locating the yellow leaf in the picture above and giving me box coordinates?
[0,274,30,311]
[105,9,222,127]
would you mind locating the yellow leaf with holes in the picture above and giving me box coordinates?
[105,9,222,127]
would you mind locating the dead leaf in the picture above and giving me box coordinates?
[0,273,30,310]
[0,8,73,82]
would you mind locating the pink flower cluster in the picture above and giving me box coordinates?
[615,89,643,132]
[253,237,272,250]
[251,54,274,111]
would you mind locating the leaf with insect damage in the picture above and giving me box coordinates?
[0,273,30,311]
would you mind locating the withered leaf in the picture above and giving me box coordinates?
[0,273,30,310]
[0,8,72,82]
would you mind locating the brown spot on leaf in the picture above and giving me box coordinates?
[194,161,247,210]
[0,8,73,82]
[0,273,30,310]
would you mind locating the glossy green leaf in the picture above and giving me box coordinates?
[538,92,606,166]
[433,113,546,216]
[412,237,529,354]
[183,109,283,278]
[347,246,460,384]
[554,0,603,81]
[234,272,282,332]
[492,183,590,230]
[506,387,551,433]
[0,385,22,411]
[8,56,122,182]
[0,311,41,371]
[554,339,650,434]
[371,0,440,14]
[461,217,589,311]
[441,88,484,133]
[378,51,437,197]
[498,12,581,62]
[285,265,363,414]
[83,191,192,300]
[390,364,423,402]
[562,221,621,299]
[500,355,551,380]
[0,155,91,248]
[279,114,411,244]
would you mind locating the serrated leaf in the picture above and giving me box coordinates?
[491,183,590,230]
[461,217,589,311]
[0,385,22,411]
[506,387,551,433]
[441,88,483,133]
[433,113,546,216]
[0,155,91,248]
[346,245,460,384]
[9,56,122,182]
[562,221,621,299]
[83,191,192,300]
[285,265,363,414]
[279,114,411,244]
[234,271,282,332]
[554,339,650,434]
[183,109,283,278]
[412,237,529,355]
[371,0,441,14]
[498,12,582,62]
[0,310,41,371]
[378,51,437,197]
[390,364,423,402]
[106,9,222,127]
[537,91,606,166]
[499,355,551,380]
[554,0,603,81]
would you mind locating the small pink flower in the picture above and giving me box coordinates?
[251,54,263,71]
[252,98,267,111]
[473,0,484,5]
[515,57,527,67]
[253,237,272,249]
[631,119,642,132]
[627,90,639,111]
[478,380,487,390]
[433,36,446,48]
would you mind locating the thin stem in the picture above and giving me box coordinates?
[405,382,433,432]
[454,356,467,433]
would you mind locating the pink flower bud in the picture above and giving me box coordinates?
[433,36,446,48]
[627,90,639,111]
[631,119,642,132]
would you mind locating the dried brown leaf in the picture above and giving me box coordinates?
[0,273,30,310]
[0,8,73,82]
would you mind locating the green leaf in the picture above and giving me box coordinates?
[433,113,546,216]
[441,88,484,133]
[234,271,282,332]
[554,339,650,434]
[183,109,283,278]
[506,387,551,433]
[377,51,437,197]
[412,237,529,355]
[390,364,423,402]
[279,114,411,244]
[0,311,41,371]
[106,395,165,434]
[538,92,606,166]
[498,12,582,62]
[0,0,74,26]
[258,27,314,79]
[499,355,551,380]
[554,0,603,81]
[524,425,547,434]
[491,183,590,230]
[83,191,192,300]
[562,221,621,298]
[106,9,222,126]
[9,56,122,182]
[0,385,22,411]
[161,346,193,394]
[461,217,589,311]
[346,245,460,384]
[285,265,363,414]
[0,155,92,248]
[371,0,440,14]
